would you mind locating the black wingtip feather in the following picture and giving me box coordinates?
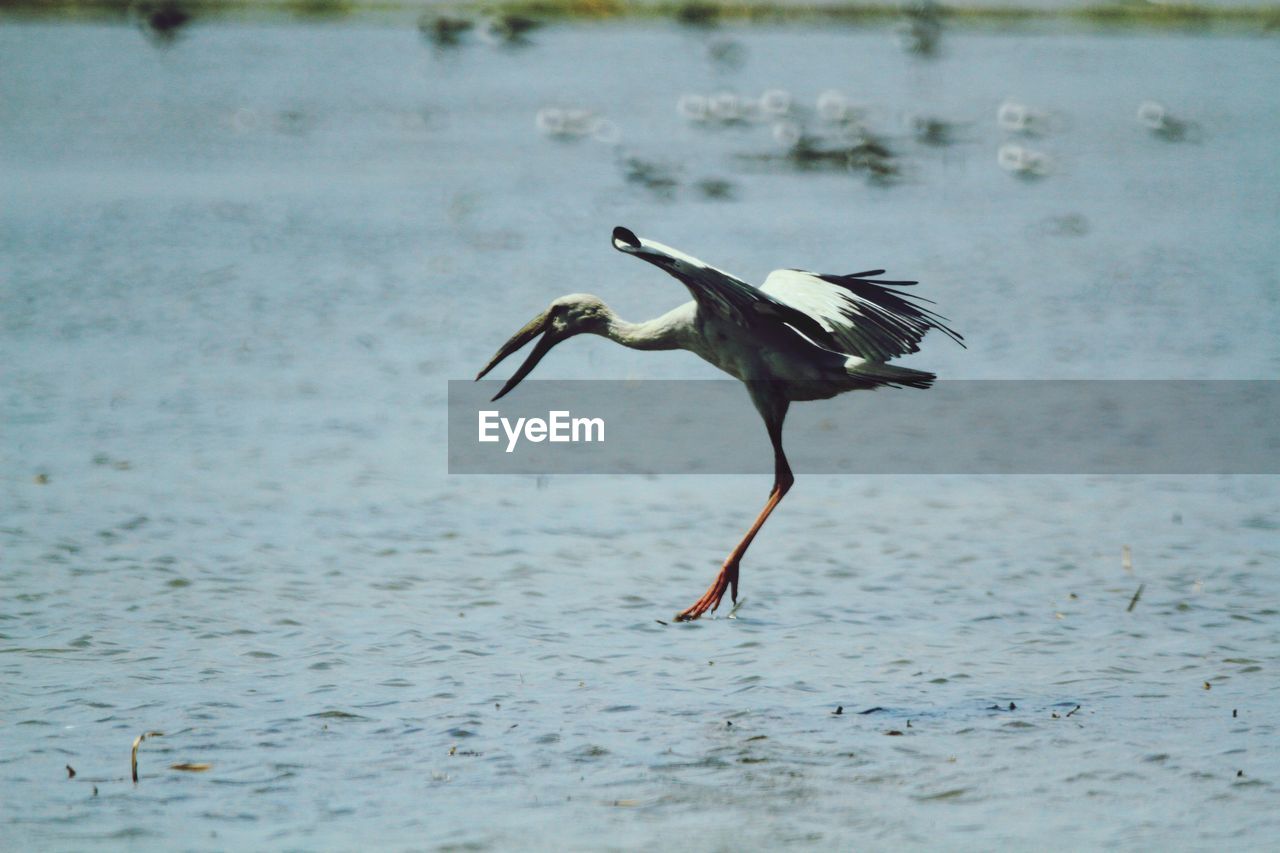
[612,226,641,249]
[818,272,965,352]
[844,273,918,286]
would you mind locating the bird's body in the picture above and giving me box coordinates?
[477,227,963,620]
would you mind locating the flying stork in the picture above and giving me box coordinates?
[476,226,963,621]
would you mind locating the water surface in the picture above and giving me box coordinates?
[2,20,1278,851]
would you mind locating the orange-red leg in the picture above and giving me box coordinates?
[675,476,792,622]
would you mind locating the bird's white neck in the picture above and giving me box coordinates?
[599,304,690,352]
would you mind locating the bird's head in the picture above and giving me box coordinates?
[475,293,610,401]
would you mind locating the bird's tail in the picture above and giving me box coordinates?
[848,361,936,390]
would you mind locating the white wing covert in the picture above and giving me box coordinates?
[760,268,964,361]
[612,228,844,351]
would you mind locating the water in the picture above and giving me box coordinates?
[2,19,1278,850]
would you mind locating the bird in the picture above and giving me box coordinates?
[476,226,964,621]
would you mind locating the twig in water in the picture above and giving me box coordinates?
[1127,584,1144,612]
[131,731,164,783]
[1065,705,1081,717]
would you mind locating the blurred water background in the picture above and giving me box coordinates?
[2,11,1278,851]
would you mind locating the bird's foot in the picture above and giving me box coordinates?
[674,562,739,622]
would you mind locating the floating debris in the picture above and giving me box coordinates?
[706,38,747,70]
[170,763,211,772]
[655,619,668,626]
[92,452,133,471]
[833,706,843,715]
[1040,213,1090,237]
[131,731,164,783]
[419,15,474,48]
[885,730,904,736]
[676,1,719,27]
[676,93,710,123]
[758,89,793,119]
[1066,704,1081,717]
[1127,583,1145,612]
[695,178,735,201]
[997,99,1052,136]
[773,126,849,166]
[621,156,679,199]
[858,706,885,715]
[1137,101,1201,142]
[678,92,756,126]
[132,1,191,45]
[1233,709,1238,718]
[851,137,901,184]
[535,108,619,145]
[34,473,50,485]
[997,144,1052,179]
[815,89,863,126]
[308,710,369,721]
[898,0,943,57]
[65,765,76,779]
[755,121,901,184]
[1122,544,1133,572]
[676,88,822,129]
[1203,681,1211,690]
[910,116,958,147]
[481,14,542,46]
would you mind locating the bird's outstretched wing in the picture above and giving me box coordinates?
[612,227,842,350]
[760,268,965,361]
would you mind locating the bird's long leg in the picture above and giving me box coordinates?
[675,395,792,622]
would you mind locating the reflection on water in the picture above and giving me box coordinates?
[2,19,1278,851]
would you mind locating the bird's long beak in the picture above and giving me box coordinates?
[474,309,559,401]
